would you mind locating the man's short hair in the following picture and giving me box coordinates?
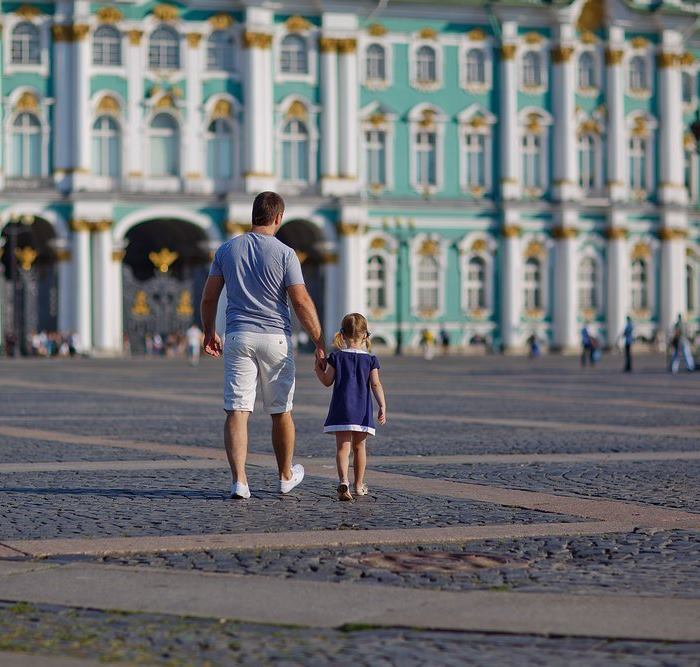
[252,191,285,226]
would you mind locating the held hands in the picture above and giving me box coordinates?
[315,345,327,371]
[377,406,387,425]
[203,332,223,358]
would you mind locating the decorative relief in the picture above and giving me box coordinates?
[658,227,687,241]
[212,99,232,119]
[16,92,39,112]
[419,109,436,129]
[467,28,486,42]
[551,46,574,64]
[337,222,365,236]
[153,4,179,21]
[319,37,336,53]
[15,247,38,271]
[685,132,697,151]
[523,32,543,45]
[471,238,488,253]
[96,95,120,114]
[243,31,273,50]
[524,240,546,258]
[176,291,194,317]
[578,119,601,136]
[52,24,90,42]
[502,225,521,239]
[419,27,438,40]
[630,36,648,49]
[96,7,123,23]
[15,4,42,19]
[286,15,311,32]
[367,23,387,37]
[657,52,680,68]
[369,237,386,250]
[209,13,235,30]
[631,241,651,259]
[631,116,649,138]
[111,250,126,262]
[525,113,543,135]
[580,31,598,45]
[605,49,624,65]
[127,30,143,45]
[680,52,695,66]
[337,38,357,54]
[500,44,517,60]
[286,100,307,120]
[149,248,179,273]
[418,239,440,257]
[369,112,386,127]
[131,291,150,316]
[55,249,72,262]
[605,227,628,240]
[186,33,202,48]
[551,226,578,240]
[576,0,604,33]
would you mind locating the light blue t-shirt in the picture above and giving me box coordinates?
[209,232,304,336]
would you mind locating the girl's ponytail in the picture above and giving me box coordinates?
[333,331,345,349]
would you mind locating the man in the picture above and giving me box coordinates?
[622,316,634,373]
[200,192,325,499]
[670,314,695,374]
[580,324,594,367]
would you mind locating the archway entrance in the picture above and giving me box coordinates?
[1,216,58,355]
[277,219,325,346]
[122,219,210,354]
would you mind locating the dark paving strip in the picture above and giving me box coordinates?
[375,460,700,514]
[0,601,697,667]
[0,440,187,464]
[0,468,581,541]
[79,530,700,599]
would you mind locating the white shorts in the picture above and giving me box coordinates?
[223,332,295,414]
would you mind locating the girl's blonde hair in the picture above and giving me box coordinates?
[333,313,371,351]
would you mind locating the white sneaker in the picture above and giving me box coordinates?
[279,464,305,494]
[230,481,251,499]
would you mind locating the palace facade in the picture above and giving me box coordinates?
[2,0,700,354]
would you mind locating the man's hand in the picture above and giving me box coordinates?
[315,345,327,371]
[377,406,387,425]
[203,332,223,357]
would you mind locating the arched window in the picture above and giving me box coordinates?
[630,259,648,310]
[416,254,440,311]
[93,25,121,66]
[521,129,543,190]
[682,71,695,105]
[10,112,42,177]
[92,115,120,177]
[415,45,437,83]
[523,258,542,310]
[415,130,437,187]
[465,256,486,310]
[465,48,485,85]
[364,129,386,186]
[578,257,598,310]
[522,51,542,87]
[207,30,235,71]
[11,22,40,65]
[280,118,309,182]
[206,119,233,180]
[463,131,486,189]
[149,26,180,70]
[628,134,647,193]
[687,263,695,313]
[149,113,179,176]
[578,51,595,89]
[280,34,308,74]
[629,55,647,90]
[365,43,386,81]
[578,133,597,192]
[367,254,387,310]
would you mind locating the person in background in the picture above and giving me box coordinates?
[580,324,595,367]
[670,314,695,374]
[527,332,541,359]
[439,326,451,356]
[186,323,203,366]
[421,329,435,360]
[622,316,634,373]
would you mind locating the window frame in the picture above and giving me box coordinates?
[147,112,181,177]
[275,31,316,84]
[458,105,496,198]
[148,25,181,72]
[206,29,236,74]
[576,48,599,92]
[9,110,44,179]
[410,234,447,318]
[408,105,446,195]
[626,112,657,200]
[523,257,544,312]
[626,49,653,98]
[364,234,397,317]
[409,39,443,91]
[5,18,47,75]
[459,38,492,92]
[205,117,235,182]
[577,255,602,315]
[92,25,122,68]
[630,257,650,312]
[518,109,553,197]
[91,114,122,179]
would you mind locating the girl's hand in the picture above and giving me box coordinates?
[378,406,387,425]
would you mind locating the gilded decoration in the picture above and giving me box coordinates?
[286,100,307,121]
[467,29,486,42]
[658,227,687,241]
[470,185,486,198]
[370,237,386,250]
[578,119,601,136]
[52,24,90,42]
[15,247,38,271]
[657,52,680,68]
[319,37,337,53]
[155,93,177,109]
[418,239,440,257]
[605,49,624,65]
[502,225,521,238]
[149,248,179,273]
[369,112,386,127]
[469,116,487,129]
[419,109,436,129]
[127,30,143,45]
[471,238,488,253]
[367,23,387,37]
[337,38,357,54]
[153,4,179,21]
[295,250,309,264]
[631,116,648,138]
[551,46,574,64]
[685,132,696,151]
[286,15,311,33]
[681,52,695,66]
[605,227,628,240]
[337,222,364,236]
[225,222,251,235]
[525,308,545,320]
[15,4,41,19]
[16,92,39,112]
[525,113,543,135]
[186,33,202,48]
[524,240,545,258]
[551,226,578,240]
[55,249,72,262]
[419,27,438,40]
[631,241,651,260]
[69,219,91,232]
[500,44,517,60]
[576,0,603,33]
[210,13,235,30]
[96,7,123,23]
[418,309,438,319]
[212,99,232,119]
[630,37,648,49]
[97,95,120,115]
[176,291,194,317]
[580,31,598,45]
[112,250,126,262]
[131,291,150,316]
[523,32,543,45]
[91,219,112,232]
[243,31,273,50]
[319,251,338,264]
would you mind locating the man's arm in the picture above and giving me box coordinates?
[200,275,225,357]
[287,284,326,366]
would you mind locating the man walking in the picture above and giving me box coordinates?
[622,316,634,373]
[200,192,326,499]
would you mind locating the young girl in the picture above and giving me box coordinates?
[315,313,386,501]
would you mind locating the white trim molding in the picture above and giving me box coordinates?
[409,232,448,319]
[363,232,398,320]
[360,101,396,194]
[457,232,497,317]
[625,110,658,201]
[457,103,496,199]
[275,94,320,194]
[518,106,554,199]
[409,34,443,92]
[459,31,493,93]
[519,32,549,95]
[408,103,447,196]
[361,37,393,90]
[202,93,243,194]
[274,24,318,85]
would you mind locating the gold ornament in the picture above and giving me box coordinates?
[370,237,387,250]
[502,225,521,238]
[16,92,39,112]
[212,99,232,119]
[525,113,543,134]
[500,44,517,60]
[186,33,202,48]
[286,15,311,33]
[111,250,126,262]
[369,112,386,127]
[630,36,648,49]
[127,30,143,45]
[523,32,543,45]
[551,46,574,64]
[209,13,235,30]
[524,240,545,258]
[336,38,357,54]
[96,7,123,23]
[15,4,41,19]
[605,227,628,240]
[576,0,604,33]
[551,226,578,240]
[243,31,272,50]
[367,23,387,37]
[467,29,486,42]
[153,4,179,21]
[418,239,440,257]
[631,241,651,259]
[419,108,436,128]
[225,221,251,235]
[419,27,438,40]
[286,100,307,120]
[15,246,38,271]
[337,222,363,236]
[96,95,120,114]
[131,291,150,316]
[580,31,598,45]
[680,52,695,66]
[658,227,687,241]
[319,37,337,53]
[471,238,488,252]
[631,116,648,138]
[176,291,194,316]
[605,49,624,65]
[148,248,179,273]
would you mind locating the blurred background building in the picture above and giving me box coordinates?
[1,0,700,354]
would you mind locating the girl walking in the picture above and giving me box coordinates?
[315,313,386,501]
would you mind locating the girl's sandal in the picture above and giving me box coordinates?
[354,483,369,496]
[337,483,353,501]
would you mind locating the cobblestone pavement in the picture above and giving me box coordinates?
[375,460,700,514]
[2,601,698,667]
[0,354,699,665]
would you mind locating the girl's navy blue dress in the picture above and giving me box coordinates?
[323,349,380,436]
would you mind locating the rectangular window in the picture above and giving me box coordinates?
[463,133,486,189]
[365,130,386,186]
[416,131,437,187]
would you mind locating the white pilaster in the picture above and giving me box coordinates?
[91,226,113,352]
[112,245,125,354]
[606,27,627,202]
[552,211,579,350]
[125,29,144,187]
[338,39,359,186]
[319,38,339,193]
[184,32,205,193]
[660,210,687,335]
[72,225,92,352]
[606,212,629,344]
[499,22,520,200]
[338,224,366,315]
[52,29,74,192]
[500,213,522,349]
[72,25,91,190]
[551,24,578,201]
[323,254,339,344]
[657,30,686,205]
[55,243,73,334]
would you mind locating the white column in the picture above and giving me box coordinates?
[323,255,339,344]
[338,39,358,183]
[499,23,520,200]
[55,243,73,334]
[606,216,629,344]
[657,31,685,205]
[72,25,91,190]
[112,246,125,354]
[243,27,275,192]
[184,32,204,192]
[125,30,144,185]
[320,38,339,192]
[71,223,92,352]
[551,25,578,201]
[51,27,74,191]
[606,28,627,202]
[553,220,578,351]
[500,217,522,350]
[338,224,365,315]
[91,225,113,352]
[660,210,687,335]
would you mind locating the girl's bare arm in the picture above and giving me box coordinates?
[315,360,335,387]
[369,369,387,424]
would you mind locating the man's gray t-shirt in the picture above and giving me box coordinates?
[209,233,304,336]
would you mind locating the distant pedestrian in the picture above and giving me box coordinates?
[186,324,203,366]
[621,316,634,373]
[527,333,541,359]
[421,329,435,360]
[580,325,595,367]
[439,327,451,355]
[670,314,695,374]
[314,313,386,502]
